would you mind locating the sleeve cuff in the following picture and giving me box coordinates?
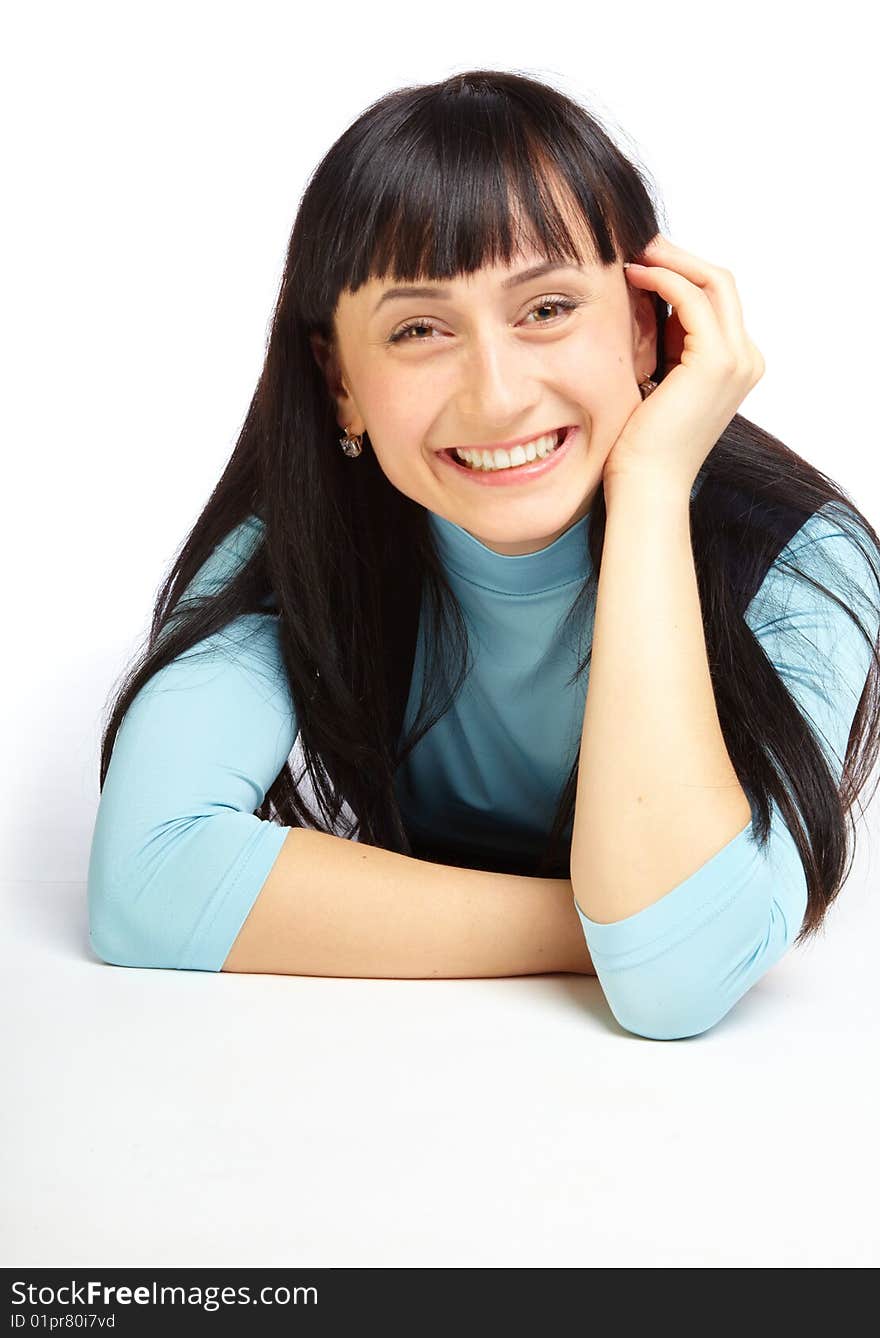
[572,801,809,1038]
[574,798,807,971]
[181,820,291,971]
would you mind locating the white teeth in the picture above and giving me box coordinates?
[454,429,564,471]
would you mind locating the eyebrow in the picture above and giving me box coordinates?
[371,261,590,315]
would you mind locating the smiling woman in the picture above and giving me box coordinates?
[87,69,880,1040]
[309,177,652,553]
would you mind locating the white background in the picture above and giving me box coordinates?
[3,0,878,1268]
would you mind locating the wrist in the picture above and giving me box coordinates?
[603,467,695,513]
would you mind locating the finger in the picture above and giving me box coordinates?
[625,264,730,362]
[633,236,749,353]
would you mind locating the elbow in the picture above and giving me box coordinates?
[88,909,149,970]
[591,904,803,1042]
[579,818,809,1040]
[86,824,197,971]
[595,908,801,1042]
[88,872,182,971]
[86,810,287,972]
[86,800,192,969]
[601,982,735,1041]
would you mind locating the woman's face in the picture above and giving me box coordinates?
[312,235,658,556]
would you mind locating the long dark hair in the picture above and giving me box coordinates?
[98,69,880,946]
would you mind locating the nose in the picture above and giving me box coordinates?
[456,329,541,434]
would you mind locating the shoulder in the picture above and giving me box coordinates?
[178,513,268,604]
[744,501,880,636]
[159,514,281,691]
[742,502,879,774]
[213,512,266,570]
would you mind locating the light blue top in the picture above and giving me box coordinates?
[87,495,879,1039]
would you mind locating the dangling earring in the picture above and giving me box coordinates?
[339,426,364,457]
[638,377,658,399]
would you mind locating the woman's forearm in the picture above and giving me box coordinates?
[223,826,595,977]
[570,475,752,924]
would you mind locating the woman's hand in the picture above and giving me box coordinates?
[602,234,766,498]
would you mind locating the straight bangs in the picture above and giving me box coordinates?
[296,79,638,333]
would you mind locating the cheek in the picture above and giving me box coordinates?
[556,331,632,390]
[367,384,441,473]
[376,443,424,484]
[368,426,434,493]
[557,354,635,427]
[373,424,433,481]
[366,373,432,439]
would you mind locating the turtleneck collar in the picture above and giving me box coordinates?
[427,506,593,595]
[426,470,708,595]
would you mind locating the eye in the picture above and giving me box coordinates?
[388,319,441,344]
[386,294,584,344]
[522,296,582,326]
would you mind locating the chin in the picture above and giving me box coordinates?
[466,495,594,547]
[452,471,597,528]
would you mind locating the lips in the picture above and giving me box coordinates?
[439,425,571,456]
[437,423,579,485]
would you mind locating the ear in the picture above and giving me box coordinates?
[630,288,659,375]
[309,331,334,383]
[309,332,361,430]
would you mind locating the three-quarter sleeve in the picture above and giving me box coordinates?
[87,521,296,971]
[574,507,880,1040]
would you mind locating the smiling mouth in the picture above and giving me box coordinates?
[444,426,568,472]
